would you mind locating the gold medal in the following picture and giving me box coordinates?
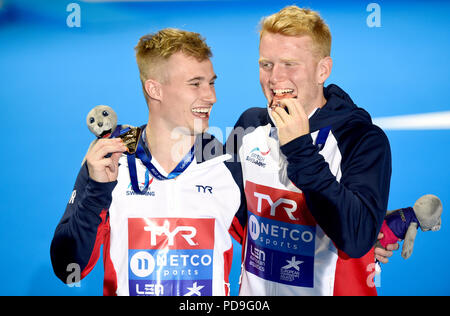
[119,127,142,154]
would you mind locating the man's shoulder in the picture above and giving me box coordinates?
[335,116,389,146]
[234,107,270,129]
[334,119,391,167]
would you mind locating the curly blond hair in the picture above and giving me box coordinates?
[135,28,212,91]
[260,5,332,59]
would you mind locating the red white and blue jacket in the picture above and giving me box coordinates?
[51,131,246,296]
[227,84,392,296]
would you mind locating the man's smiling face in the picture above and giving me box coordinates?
[159,52,217,135]
[259,32,325,116]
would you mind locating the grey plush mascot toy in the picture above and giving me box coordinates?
[82,105,119,165]
[87,105,118,139]
[82,105,140,165]
[378,194,443,259]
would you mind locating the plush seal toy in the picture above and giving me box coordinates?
[86,105,118,139]
[82,105,141,165]
[378,194,443,259]
[81,105,119,165]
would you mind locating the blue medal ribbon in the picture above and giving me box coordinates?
[126,128,195,194]
[315,126,331,150]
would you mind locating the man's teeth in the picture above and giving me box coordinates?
[273,89,294,96]
[192,108,210,114]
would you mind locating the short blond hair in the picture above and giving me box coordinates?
[135,28,212,89]
[260,5,331,59]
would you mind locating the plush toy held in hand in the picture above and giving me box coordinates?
[86,105,119,139]
[82,105,141,165]
[378,194,443,259]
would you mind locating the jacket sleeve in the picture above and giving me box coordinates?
[224,109,263,244]
[224,159,247,245]
[280,125,392,258]
[50,163,117,284]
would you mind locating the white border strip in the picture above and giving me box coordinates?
[373,111,450,130]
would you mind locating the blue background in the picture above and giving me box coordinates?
[0,0,449,295]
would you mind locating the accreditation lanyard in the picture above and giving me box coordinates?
[127,131,195,194]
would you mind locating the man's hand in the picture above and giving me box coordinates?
[375,232,400,264]
[86,138,128,183]
[270,98,310,146]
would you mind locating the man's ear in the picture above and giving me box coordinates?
[144,79,163,101]
[317,56,333,85]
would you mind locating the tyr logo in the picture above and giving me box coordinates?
[144,224,198,247]
[254,192,298,221]
[196,185,213,194]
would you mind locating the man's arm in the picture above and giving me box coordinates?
[50,163,117,283]
[281,125,392,258]
[50,138,126,283]
[224,108,266,244]
[224,159,247,245]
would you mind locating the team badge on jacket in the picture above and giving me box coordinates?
[244,181,317,288]
[128,218,215,296]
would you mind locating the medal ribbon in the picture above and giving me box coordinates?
[315,126,331,150]
[127,129,195,194]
